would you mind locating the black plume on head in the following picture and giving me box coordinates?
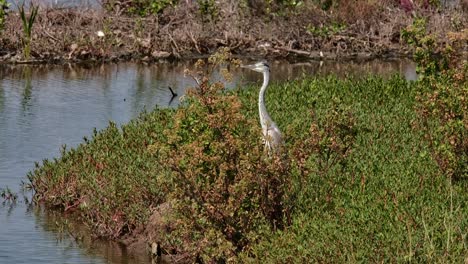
[259,60,270,72]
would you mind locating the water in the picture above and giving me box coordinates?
[7,0,462,9]
[0,59,416,263]
[6,0,101,9]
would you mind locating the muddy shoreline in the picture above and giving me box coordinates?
[2,2,465,65]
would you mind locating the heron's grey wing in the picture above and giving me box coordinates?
[271,126,283,145]
[265,124,283,152]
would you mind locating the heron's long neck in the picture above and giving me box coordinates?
[259,70,272,130]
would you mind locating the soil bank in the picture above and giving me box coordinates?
[0,1,466,64]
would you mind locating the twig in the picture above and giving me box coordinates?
[276,46,311,56]
[43,28,59,44]
[168,33,180,58]
[188,31,201,54]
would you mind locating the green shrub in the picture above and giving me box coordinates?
[0,0,9,32]
[103,0,177,16]
[415,67,468,181]
[306,22,346,38]
[29,109,174,238]
[198,0,218,23]
[402,15,467,181]
[155,52,292,261]
[401,17,446,78]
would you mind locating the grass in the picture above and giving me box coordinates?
[28,73,467,261]
[238,76,467,262]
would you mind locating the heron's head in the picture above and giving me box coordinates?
[241,61,269,73]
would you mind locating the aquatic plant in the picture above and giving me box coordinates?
[18,3,39,60]
[0,186,17,203]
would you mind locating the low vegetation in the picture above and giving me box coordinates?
[28,46,467,262]
[29,110,173,238]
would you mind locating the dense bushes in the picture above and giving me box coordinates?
[29,109,174,238]
[403,15,467,181]
[151,56,292,261]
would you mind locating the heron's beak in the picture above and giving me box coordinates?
[241,63,261,72]
[241,64,255,69]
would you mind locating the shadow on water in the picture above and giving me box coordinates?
[0,59,416,264]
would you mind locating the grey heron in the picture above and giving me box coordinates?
[241,61,283,153]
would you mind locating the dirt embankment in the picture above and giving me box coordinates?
[0,1,466,64]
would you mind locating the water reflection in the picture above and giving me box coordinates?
[0,59,416,264]
[21,67,33,112]
[35,206,151,264]
[6,0,100,9]
[0,197,107,264]
[269,59,418,81]
[0,59,418,111]
[0,81,4,113]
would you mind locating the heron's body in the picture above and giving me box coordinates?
[242,61,283,153]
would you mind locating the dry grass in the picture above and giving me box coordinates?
[1,0,465,62]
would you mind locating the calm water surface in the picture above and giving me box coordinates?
[0,59,416,263]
